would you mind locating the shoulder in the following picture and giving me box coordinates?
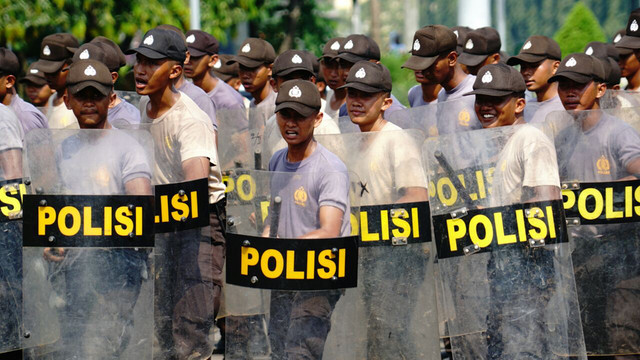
[269,147,288,170]
[315,143,348,173]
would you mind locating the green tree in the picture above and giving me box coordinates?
[553,2,606,56]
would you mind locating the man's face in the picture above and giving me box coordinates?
[321,58,343,90]
[346,88,389,127]
[0,75,9,101]
[44,64,70,92]
[184,54,215,79]
[423,53,452,85]
[520,59,558,91]
[133,54,175,95]
[557,78,601,111]
[338,59,354,84]
[618,53,640,77]
[226,77,242,91]
[271,71,313,93]
[474,94,520,128]
[239,64,271,94]
[276,108,320,146]
[25,83,53,106]
[64,87,112,128]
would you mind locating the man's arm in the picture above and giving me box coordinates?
[299,205,344,239]
[182,157,210,181]
[522,185,561,203]
[124,177,153,196]
[0,149,22,180]
[397,186,429,203]
[621,157,640,180]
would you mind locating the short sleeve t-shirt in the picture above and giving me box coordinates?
[178,80,218,129]
[57,129,152,195]
[524,95,564,124]
[556,112,640,182]
[436,75,482,134]
[491,124,560,205]
[0,104,24,180]
[46,94,79,129]
[408,84,439,108]
[268,143,351,238]
[208,79,246,112]
[250,87,277,110]
[108,98,141,125]
[140,92,225,203]
[353,122,428,205]
[9,95,48,133]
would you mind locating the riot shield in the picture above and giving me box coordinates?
[222,169,361,359]
[217,106,274,171]
[115,90,143,109]
[316,129,441,359]
[544,108,640,357]
[424,124,586,359]
[600,89,640,109]
[21,128,156,359]
[0,107,26,355]
[386,101,440,135]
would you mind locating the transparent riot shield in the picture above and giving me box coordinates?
[218,106,274,171]
[600,89,640,109]
[316,129,441,359]
[222,169,361,359]
[386,101,439,135]
[21,128,156,359]
[0,107,26,355]
[543,108,640,357]
[424,124,586,359]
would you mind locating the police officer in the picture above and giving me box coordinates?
[458,27,501,75]
[19,62,55,113]
[228,38,277,110]
[506,35,564,123]
[615,9,640,91]
[320,37,346,119]
[404,27,443,107]
[0,47,49,133]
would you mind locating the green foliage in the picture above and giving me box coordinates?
[381,52,414,107]
[553,2,606,56]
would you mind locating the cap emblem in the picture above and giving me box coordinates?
[43,45,51,56]
[413,39,421,51]
[355,67,366,79]
[585,47,593,55]
[213,59,221,69]
[465,39,474,50]
[453,30,459,38]
[30,69,39,74]
[143,35,154,46]
[84,65,97,76]
[291,54,303,64]
[522,41,532,50]
[632,19,639,32]
[481,71,493,84]
[241,43,251,53]
[186,34,196,43]
[566,57,577,67]
[344,40,354,50]
[79,49,90,59]
[289,85,302,98]
[614,33,622,43]
[330,41,340,51]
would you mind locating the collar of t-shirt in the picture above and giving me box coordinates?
[445,74,474,97]
[283,142,324,171]
[250,87,277,109]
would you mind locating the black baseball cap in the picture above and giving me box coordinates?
[73,43,121,73]
[615,8,640,50]
[584,41,619,62]
[228,38,276,68]
[321,37,345,61]
[19,62,48,86]
[66,59,113,96]
[38,33,79,73]
[0,47,20,75]
[275,79,321,117]
[458,27,502,67]
[125,28,187,63]
[90,36,127,70]
[339,61,392,93]
[212,54,237,82]
[336,34,381,64]
[451,26,472,54]
[401,25,457,71]
[612,28,633,56]
[464,63,526,97]
[273,50,314,78]
[185,30,219,57]
[507,35,561,65]
[548,53,606,84]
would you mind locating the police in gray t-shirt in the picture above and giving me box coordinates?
[556,112,640,181]
[437,74,482,134]
[524,95,564,124]
[108,98,141,125]
[408,84,439,108]
[268,143,351,238]
[179,80,218,128]
[208,79,245,111]
[9,94,48,133]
